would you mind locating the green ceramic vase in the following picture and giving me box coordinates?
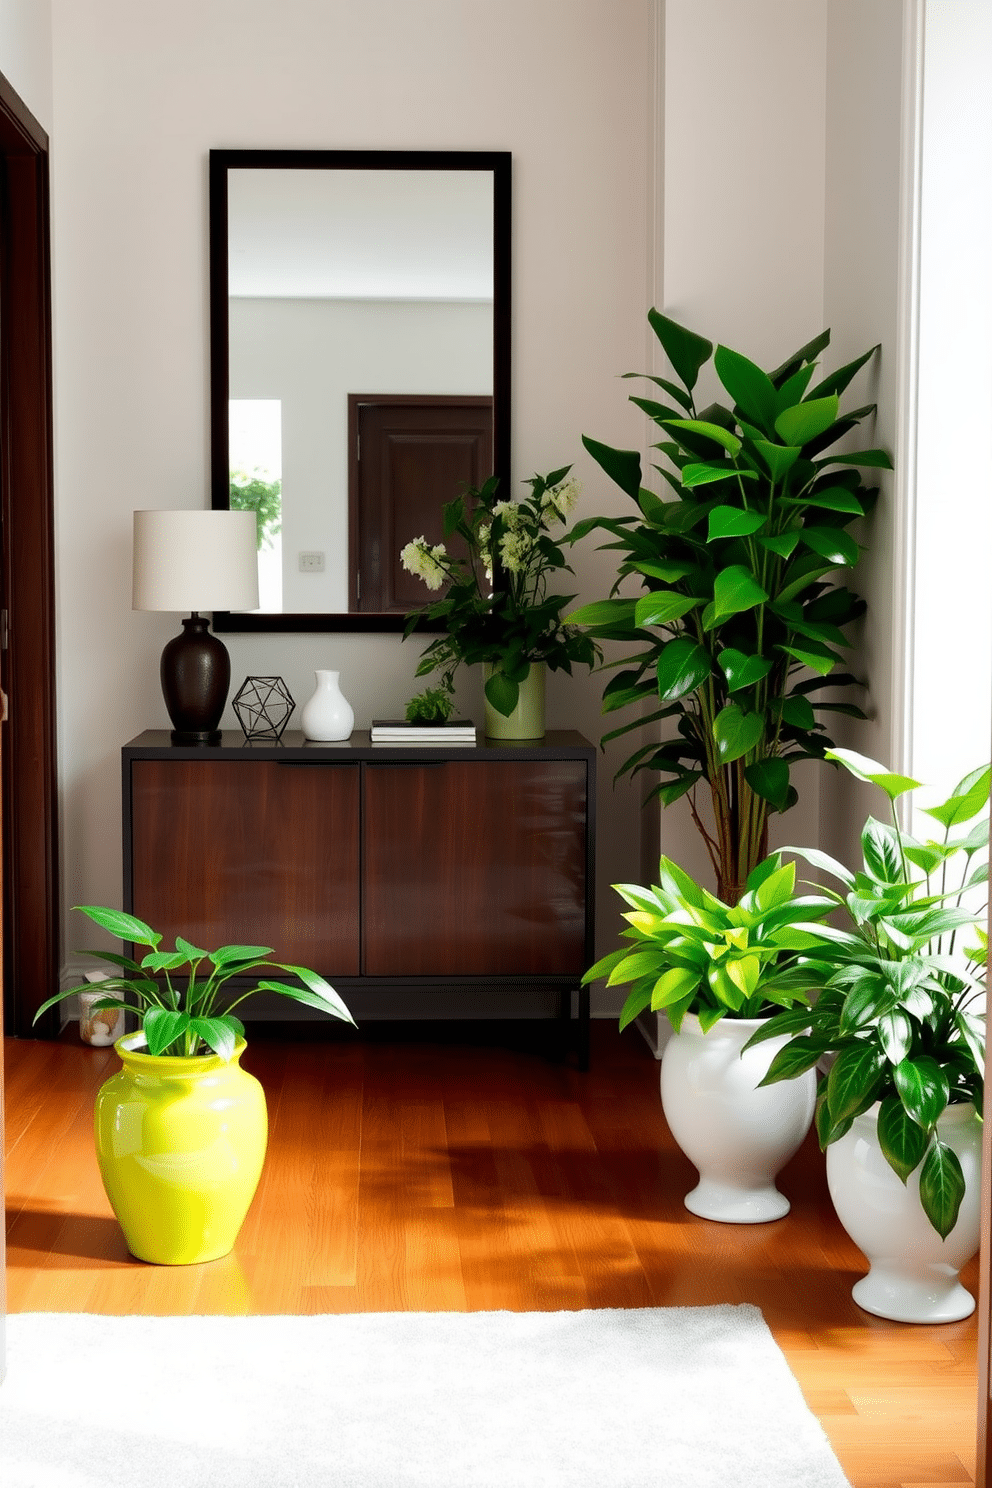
[483,661,546,741]
[94,1033,268,1265]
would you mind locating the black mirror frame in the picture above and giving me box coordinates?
[208,148,511,633]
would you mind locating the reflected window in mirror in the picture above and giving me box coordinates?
[209,150,511,633]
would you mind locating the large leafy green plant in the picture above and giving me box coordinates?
[34,905,356,1059]
[581,853,837,1035]
[746,750,989,1238]
[570,311,890,903]
[401,467,600,716]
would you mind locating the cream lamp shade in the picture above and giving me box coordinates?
[132,509,259,744]
[132,509,260,613]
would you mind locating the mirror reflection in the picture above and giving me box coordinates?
[210,150,511,633]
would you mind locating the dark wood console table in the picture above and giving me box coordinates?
[122,730,596,1066]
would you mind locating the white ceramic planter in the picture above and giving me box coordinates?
[826,1101,982,1323]
[660,1013,816,1223]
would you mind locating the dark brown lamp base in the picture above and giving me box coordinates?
[160,612,231,745]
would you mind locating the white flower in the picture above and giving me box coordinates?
[499,529,533,574]
[400,537,448,591]
[541,476,581,524]
[493,499,525,529]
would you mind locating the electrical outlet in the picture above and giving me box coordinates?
[299,551,325,573]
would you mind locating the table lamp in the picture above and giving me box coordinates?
[133,509,259,744]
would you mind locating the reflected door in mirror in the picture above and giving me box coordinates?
[349,394,492,612]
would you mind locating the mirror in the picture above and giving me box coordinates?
[209,149,511,632]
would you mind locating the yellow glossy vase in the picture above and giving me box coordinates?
[95,1034,267,1265]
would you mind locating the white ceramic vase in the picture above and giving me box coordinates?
[826,1101,982,1323]
[300,669,354,742]
[660,1013,816,1223]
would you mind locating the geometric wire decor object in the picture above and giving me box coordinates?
[232,676,296,741]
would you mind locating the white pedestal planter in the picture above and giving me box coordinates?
[660,1014,816,1223]
[826,1101,982,1323]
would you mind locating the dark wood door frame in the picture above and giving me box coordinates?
[0,72,58,1039]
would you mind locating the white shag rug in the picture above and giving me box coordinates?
[0,1307,850,1487]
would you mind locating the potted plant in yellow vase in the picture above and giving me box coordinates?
[582,853,840,1222]
[745,751,988,1322]
[401,466,601,740]
[35,905,356,1266]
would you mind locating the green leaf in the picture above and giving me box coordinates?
[921,764,991,829]
[783,485,864,515]
[648,309,713,392]
[210,944,273,967]
[825,748,921,801]
[876,1097,928,1183]
[255,978,357,1024]
[188,1016,239,1061]
[703,565,769,628]
[778,643,839,678]
[650,966,701,1010]
[877,1010,913,1066]
[759,531,800,559]
[919,1139,966,1240]
[861,819,904,884]
[714,344,779,433]
[819,448,892,470]
[801,527,860,567]
[706,506,766,540]
[713,705,765,764]
[656,639,712,701]
[718,648,773,692]
[140,950,190,972]
[621,372,693,413]
[776,695,816,730]
[773,395,840,447]
[635,592,702,627]
[681,461,754,489]
[74,905,161,949]
[744,757,791,812]
[581,435,642,499]
[752,441,801,481]
[567,597,639,630]
[893,1057,948,1129]
[664,418,742,456]
[175,935,206,960]
[484,668,519,716]
[826,1042,886,1125]
[806,344,878,401]
[143,1007,190,1055]
[759,1037,827,1086]
[618,981,655,1032]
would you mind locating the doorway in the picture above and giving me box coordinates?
[348,394,493,613]
[0,71,58,1040]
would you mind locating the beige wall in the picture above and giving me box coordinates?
[47,0,659,993]
[5,0,912,1003]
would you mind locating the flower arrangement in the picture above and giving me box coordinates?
[401,466,601,716]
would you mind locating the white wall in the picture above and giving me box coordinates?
[49,0,658,989]
[816,0,908,862]
[658,0,830,891]
[0,0,52,132]
[230,295,492,611]
[911,0,992,800]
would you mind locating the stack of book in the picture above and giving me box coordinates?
[370,718,477,745]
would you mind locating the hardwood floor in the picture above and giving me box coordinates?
[3,1019,979,1486]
